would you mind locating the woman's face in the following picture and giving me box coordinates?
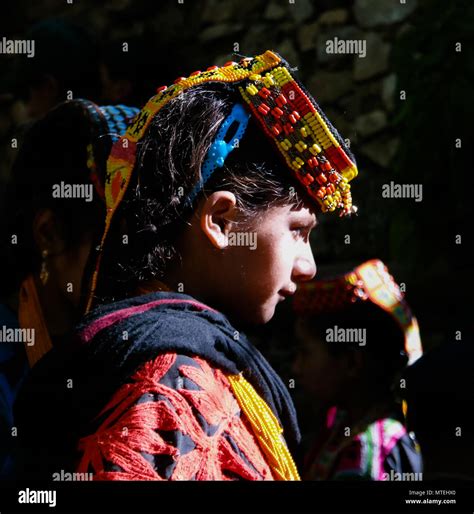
[218,202,316,323]
[292,318,349,404]
[32,207,96,337]
[197,202,318,325]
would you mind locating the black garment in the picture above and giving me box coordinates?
[14,291,300,479]
[385,431,423,478]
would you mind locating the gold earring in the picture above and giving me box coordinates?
[40,249,49,285]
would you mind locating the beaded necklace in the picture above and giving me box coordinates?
[228,373,300,480]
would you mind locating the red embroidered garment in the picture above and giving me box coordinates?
[76,352,274,480]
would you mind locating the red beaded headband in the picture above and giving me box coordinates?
[238,61,357,216]
[293,259,423,365]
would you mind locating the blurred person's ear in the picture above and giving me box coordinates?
[32,208,66,256]
[27,74,58,120]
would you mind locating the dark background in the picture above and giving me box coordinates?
[1,0,473,445]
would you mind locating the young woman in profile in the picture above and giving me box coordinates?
[15,51,359,481]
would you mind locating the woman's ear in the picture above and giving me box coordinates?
[199,191,238,250]
[32,208,66,256]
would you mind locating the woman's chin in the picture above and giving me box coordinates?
[227,295,279,326]
[254,302,278,325]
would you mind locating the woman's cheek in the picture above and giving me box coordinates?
[280,231,297,271]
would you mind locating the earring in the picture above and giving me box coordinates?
[40,249,49,285]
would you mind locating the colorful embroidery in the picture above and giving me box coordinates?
[77,353,274,480]
[305,407,410,481]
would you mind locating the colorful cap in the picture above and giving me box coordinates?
[85,50,358,312]
[72,100,139,200]
[293,259,423,365]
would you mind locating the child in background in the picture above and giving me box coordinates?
[292,259,423,480]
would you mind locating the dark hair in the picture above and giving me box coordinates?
[302,301,408,399]
[0,100,110,298]
[95,83,310,302]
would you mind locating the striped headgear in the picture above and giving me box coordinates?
[293,259,423,365]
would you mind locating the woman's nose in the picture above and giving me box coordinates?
[292,250,316,283]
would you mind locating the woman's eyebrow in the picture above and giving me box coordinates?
[290,214,317,229]
[298,214,318,229]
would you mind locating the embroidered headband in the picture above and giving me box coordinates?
[85,50,358,312]
[74,100,140,201]
[293,259,423,365]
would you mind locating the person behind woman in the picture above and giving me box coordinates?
[0,100,138,477]
[14,51,359,481]
[292,259,423,480]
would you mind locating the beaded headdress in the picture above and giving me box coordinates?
[73,100,139,316]
[85,50,358,311]
[74,100,140,200]
[293,259,423,365]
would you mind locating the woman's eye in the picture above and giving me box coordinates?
[292,227,309,240]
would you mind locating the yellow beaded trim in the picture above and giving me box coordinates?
[227,373,300,481]
[238,66,357,214]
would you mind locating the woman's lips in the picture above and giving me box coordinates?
[278,289,296,302]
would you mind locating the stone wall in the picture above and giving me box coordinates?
[1,0,419,259]
[1,0,469,347]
